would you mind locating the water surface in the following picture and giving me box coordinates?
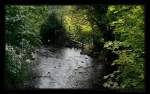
[26,46,106,89]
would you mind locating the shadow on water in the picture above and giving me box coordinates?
[24,46,110,89]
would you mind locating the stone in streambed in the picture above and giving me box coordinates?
[81,61,84,63]
[54,66,56,68]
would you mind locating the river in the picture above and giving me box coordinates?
[24,46,108,89]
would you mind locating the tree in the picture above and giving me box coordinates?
[40,12,67,46]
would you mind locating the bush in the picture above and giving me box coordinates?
[40,12,67,46]
[103,5,144,89]
[5,5,48,89]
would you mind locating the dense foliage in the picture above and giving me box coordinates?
[5,5,48,88]
[40,12,67,46]
[63,6,93,45]
[103,5,144,89]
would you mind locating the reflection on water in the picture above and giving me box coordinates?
[26,46,106,89]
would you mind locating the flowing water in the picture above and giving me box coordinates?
[25,46,108,89]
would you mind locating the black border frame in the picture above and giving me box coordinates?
[0,0,149,94]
